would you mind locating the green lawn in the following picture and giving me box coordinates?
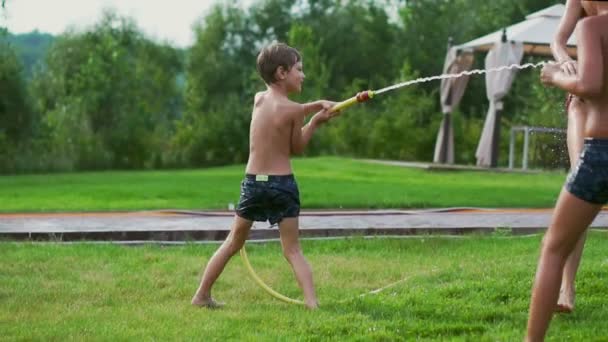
[0,157,566,212]
[2,233,607,340]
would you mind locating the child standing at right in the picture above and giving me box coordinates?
[549,0,608,313]
[526,10,608,341]
[191,42,337,309]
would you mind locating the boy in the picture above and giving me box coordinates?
[527,11,608,341]
[550,0,607,315]
[191,42,337,310]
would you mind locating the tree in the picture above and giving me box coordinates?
[300,0,403,99]
[0,34,38,173]
[30,10,183,170]
[7,31,54,78]
[0,38,32,142]
[4,0,571,171]
[172,4,253,166]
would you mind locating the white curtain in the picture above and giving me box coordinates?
[475,41,524,167]
[433,47,473,164]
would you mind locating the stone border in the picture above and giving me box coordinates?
[0,226,556,242]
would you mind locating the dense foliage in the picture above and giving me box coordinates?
[0,0,567,173]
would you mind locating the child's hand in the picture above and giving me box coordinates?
[559,60,577,76]
[325,101,340,118]
[312,105,338,125]
[317,100,336,112]
[540,64,560,86]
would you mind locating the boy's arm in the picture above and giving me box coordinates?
[548,18,604,97]
[290,105,337,155]
[298,101,322,117]
[290,112,321,155]
[551,0,582,75]
[298,100,336,117]
[283,98,337,154]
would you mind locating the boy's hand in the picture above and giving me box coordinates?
[317,100,336,112]
[312,102,339,125]
[312,108,332,125]
[324,101,340,118]
[540,64,561,86]
[559,60,577,76]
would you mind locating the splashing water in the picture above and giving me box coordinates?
[375,61,556,95]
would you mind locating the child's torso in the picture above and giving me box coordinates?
[246,92,294,175]
[583,15,608,138]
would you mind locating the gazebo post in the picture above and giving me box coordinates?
[439,36,454,164]
[490,28,508,167]
[451,5,577,168]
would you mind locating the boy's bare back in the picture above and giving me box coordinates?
[246,90,300,175]
[245,42,336,176]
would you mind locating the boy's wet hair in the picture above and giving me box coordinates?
[256,42,302,84]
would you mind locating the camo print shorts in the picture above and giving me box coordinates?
[565,138,608,204]
[236,174,300,225]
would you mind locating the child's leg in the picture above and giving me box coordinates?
[557,231,586,312]
[558,100,588,312]
[526,189,601,341]
[192,215,253,307]
[278,217,318,309]
[566,97,586,166]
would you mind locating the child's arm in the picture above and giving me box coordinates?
[550,0,582,75]
[543,17,604,97]
[290,113,320,155]
[298,100,335,117]
[290,104,336,155]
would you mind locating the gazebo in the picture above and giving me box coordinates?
[433,4,578,167]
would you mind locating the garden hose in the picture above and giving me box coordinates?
[240,246,305,305]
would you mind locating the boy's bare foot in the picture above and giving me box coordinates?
[556,288,575,313]
[191,296,225,309]
[305,300,319,310]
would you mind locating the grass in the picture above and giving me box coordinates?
[2,232,608,341]
[1,156,591,340]
[0,157,566,212]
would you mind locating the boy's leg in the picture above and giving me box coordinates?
[526,189,601,341]
[278,217,318,309]
[565,97,586,166]
[192,215,253,307]
[557,231,586,312]
[558,100,588,312]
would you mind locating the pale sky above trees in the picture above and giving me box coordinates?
[3,0,254,47]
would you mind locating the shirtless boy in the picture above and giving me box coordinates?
[191,42,337,309]
[526,11,608,341]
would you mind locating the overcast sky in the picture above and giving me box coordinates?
[2,0,254,47]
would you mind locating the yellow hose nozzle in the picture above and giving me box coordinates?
[331,90,375,112]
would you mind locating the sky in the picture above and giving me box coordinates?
[2,0,252,47]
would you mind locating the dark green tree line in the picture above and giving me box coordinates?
[0,0,565,173]
[29,11,182,170]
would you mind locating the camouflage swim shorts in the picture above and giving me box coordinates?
[566,138,608,204]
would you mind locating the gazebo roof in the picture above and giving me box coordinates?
[456,4,577,57]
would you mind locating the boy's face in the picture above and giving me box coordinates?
[283,61,305,93]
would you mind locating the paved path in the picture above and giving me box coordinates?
[2,208,608,242]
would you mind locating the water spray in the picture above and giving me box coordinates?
[330,61,555,112]
[243,60,557,306]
